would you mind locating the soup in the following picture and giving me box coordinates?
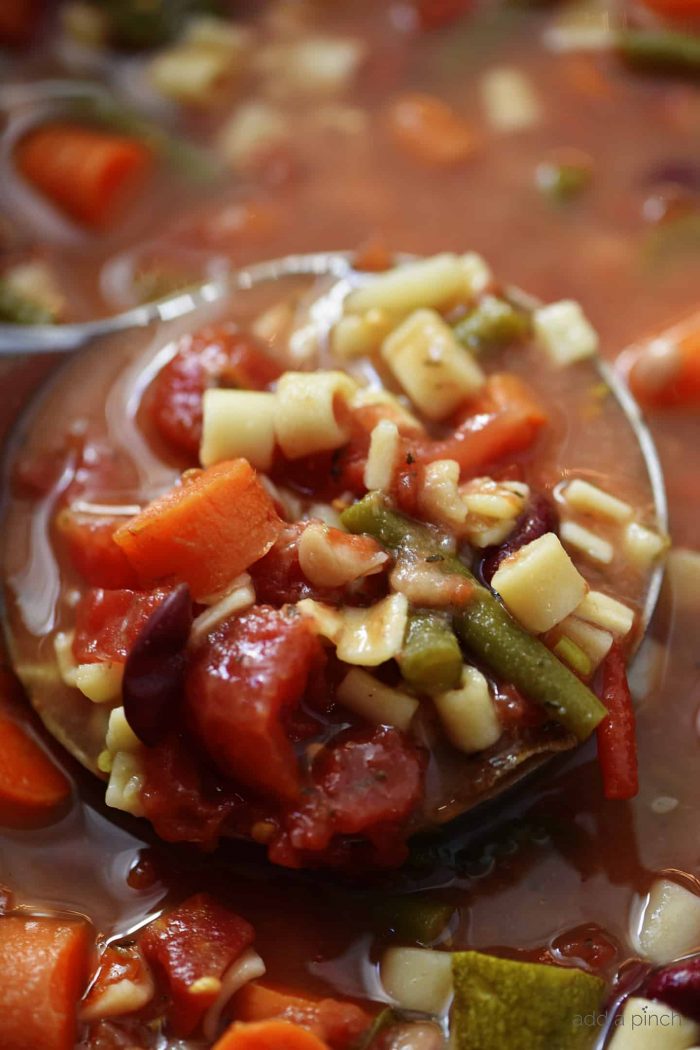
[0,3,699,1050]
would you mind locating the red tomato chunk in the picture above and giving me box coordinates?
[72,587,172,663]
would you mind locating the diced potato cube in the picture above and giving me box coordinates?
[217,102,287,170]
[275,370,356,459]
[74,661,124,704]
[560,520,613,565]
[105,752,145,817]
[336,593,409,666]
[381,309,484,421]
[345,254,471,316]
[337,668,419,732]
[200,389,277,471]
[624,521,669,569]
[481,66,542,132]
[105,707,141,755]
[638,878,700,965]
[381,947,453,1015]
[258,37,365,95]
[607,998,699,1050]
[434,666,502,754]
[364,419,400,492]
[491,532,588,634]
[559,616,613,669]
[533,300,599,366]
[418,459,468,529]
[575,590,635,636]
[563,479,633,523]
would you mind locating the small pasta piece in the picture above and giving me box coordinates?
[560,520,614,565]
[259,37,365,95]
[331,309,396,359]
[381,309,485,421]
[461,252,493,297]
[148,19,251,105]
[364,419,401,492]
[54,631,78,688]
[105,707,141,755]
[105,752,145,817]
[418,460,468,530]
[349,387,424,434]
[298,523,388,587]
[607,998,700,1050]
[624,521,670,569]
[202,949,267,1042]
[275,370,357,459]
[462,478,529,521]
[345,254,472,317]
[491,533,588,634]
[190,574,256,642]
[380,948,453,1015]
[296,599,345,644]
[533,300,599,366]
[199,389,277,471]
[563,479,633,523]
[74,661,124,704]
[558,616,613,669]
[433,666,501,754]
[297,593,409,666]
[575,590,635,637]
[637,878,700,965]
[336,668,419,732]
[217,102,287,170]
[480,67,542,132]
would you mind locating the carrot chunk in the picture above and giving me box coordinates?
[0,915,91,1050]
[113,459,283,600]
[213,1019,331,1050]
[15,123,152,229]
[233,982,370,1050]
[386,92,478,166]
[0,715,70,827]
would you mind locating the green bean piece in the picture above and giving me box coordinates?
[618,29,700,78]
[400,611,463,695]
[0,281,54,325]
[452,296,531,354]
[372,895,455,945]
[93,0,221,50]
[341,494,607,741]
[535,160,592,203]
[553,637,592,679]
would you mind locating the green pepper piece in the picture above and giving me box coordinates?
[0,281,54,325]
[341,494,607,741]
[372,895,455,946]
[452,296,531,354]
[451,950,605,1050]
[535,160,592,203]
[618,29,700,77]
[399,611,463,695]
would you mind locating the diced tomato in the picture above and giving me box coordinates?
[550,923,619,974]
[414,0,471,30]
[140,893,255,1037]
[140,734,245,849]
[55,510,139,589]
[278,727,425,867]
[596,644,638,801]
[249,524,344,605]
[0,0,43,46]
[233,982,371,1050]
[639,0,700,20]
[148,325,282,459]
[72,587,171,664]
[80,944,152,1022]
[186,606,323,802]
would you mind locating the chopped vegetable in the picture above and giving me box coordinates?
[0,714,71,827]
[399,611,463,694]
[0,279,54,324]
[596,643,638,801]
[535,152,593,203]
[72,587,171,663]
[113,460,283,601]
[0,916,91,1050]
[607,997,699,1050]
[618,29,700,78]
[55,509,140,589]
[452,296,531,354]
[140,892,254,1037]
[628,320,700,409]
[638,878,700,966]
[232,981,371,1048]
[372,896,455,945]
[451,950,605,1049]
[91,0,221,50]
[341,494,607,740]
[15,123,153,229]
[490,532,588,634]
[386,92,479,167]
[212,1019,330,1050]
[381,946,453,1014]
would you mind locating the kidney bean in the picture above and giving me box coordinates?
[644,955,700,1024]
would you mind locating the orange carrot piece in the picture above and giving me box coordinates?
[0,715,70,828]
[232,981,371,1049]
[639,0,700,18]
[0,915,91,1050]
[386,92,478,167]
[628,319,700,409]
[15,123,152,229]
[113,459,283,601]
[234,982,319,1023]
[213,1020,330,1050]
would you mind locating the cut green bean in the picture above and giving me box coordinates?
[617,29,700,78]
[452,296,531,354]
[372,895,455,945]
[341,494,607,741]
[535,160,591,204]
[399,611,463,695]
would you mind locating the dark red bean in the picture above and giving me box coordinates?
[480,492,558,583]
[123,584,193,747]
[644,161,700,193]
[644,955,700,1024]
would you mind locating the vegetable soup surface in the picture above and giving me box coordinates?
[0,3,699,1050]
